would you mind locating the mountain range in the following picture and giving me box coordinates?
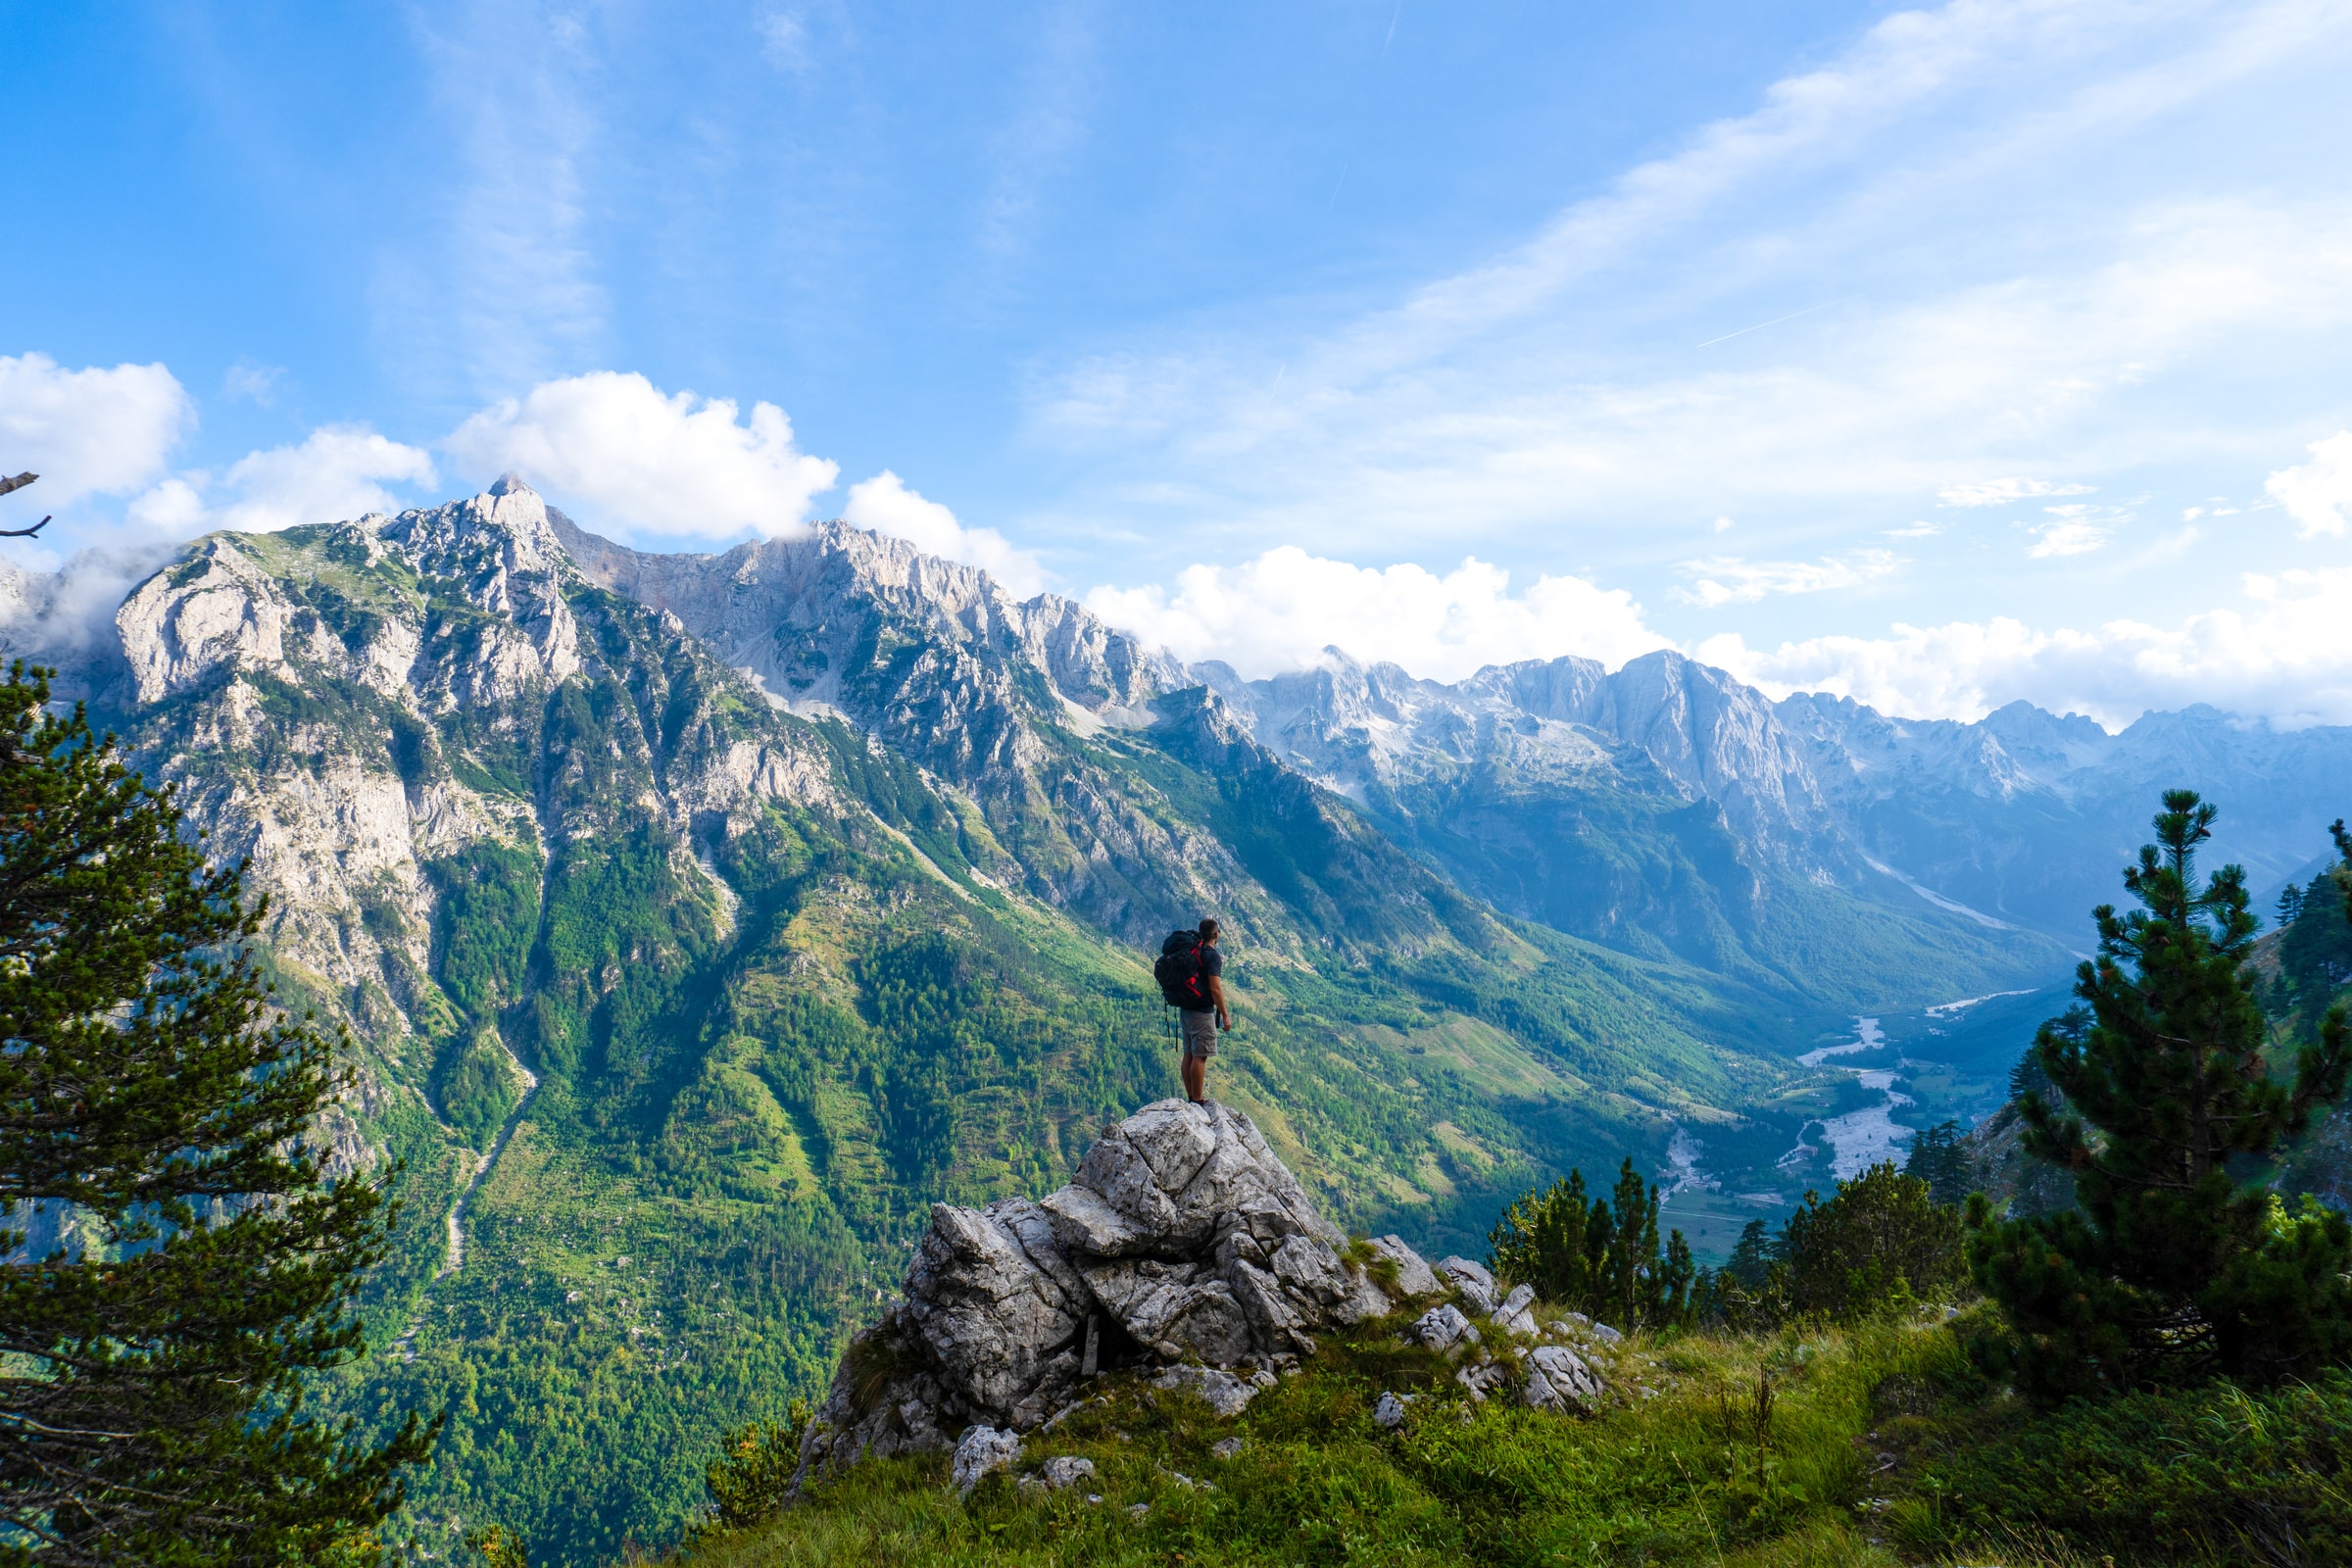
[2,477,2343,1562]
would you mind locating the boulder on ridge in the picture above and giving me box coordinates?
[792,1099,1409,1488]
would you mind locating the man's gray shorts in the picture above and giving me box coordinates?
[1180,1007,1218,1059]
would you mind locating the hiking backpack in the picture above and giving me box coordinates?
[1152,929,1211,1009]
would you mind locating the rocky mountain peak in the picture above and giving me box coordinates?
[551,512,1182,724]
[373,478,576,588]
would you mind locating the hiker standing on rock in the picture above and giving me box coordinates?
[1154,918,1232,1103]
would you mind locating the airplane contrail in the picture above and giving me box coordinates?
[1695,295,1858,349]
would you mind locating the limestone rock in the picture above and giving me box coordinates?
[1437,1256,1498,1315]
[1036,1456,1096,1491]
[1455,1359,1510,1400]
[1153,1363,1276,1418]
[793,1099,1395,1488]
[1210,1436,1248,1460]
[1555,1311,1623,1346]
[1367,1234,1442,1298]
[953,1427,1022,1494]
[1523,1346,1605,1414]
[1412,1303,1480,1353]
[1491,1283,1538,1336]
[1372,1392,1412,1429]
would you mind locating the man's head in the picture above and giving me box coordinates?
[1198,917,1220,946]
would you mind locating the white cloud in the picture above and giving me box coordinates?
[843,471,1047,596]
[444,371,839,539]
[1676,550,1898,607]
[2024,504,2118,558]
[126,425,437,535]
[1938,477,2096,509]
[756,8,810,71]
[1885,520,1941,537]
[222,362,286,406]
[1699,565,2352,727]
[2265,430,2352,538]
[0,353,193,507]
[1086,548,1670,681]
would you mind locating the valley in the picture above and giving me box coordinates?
[8,478,2342,1561]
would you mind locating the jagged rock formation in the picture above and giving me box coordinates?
[792,1097,1634,1489]
[793,1099,1395,1480]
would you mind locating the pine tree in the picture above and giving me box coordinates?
[1600,1157,1655,1329]
[1970,790,2352,1400]
[1723,1218,1774,1289]
[1902,1120,1973,1207]
[1486,1168,1597,1307]
[0,665,436,1562]
[1488,1156,1695,1328]
[1782,1162,1964,1319]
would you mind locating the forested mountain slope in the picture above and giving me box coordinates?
[13,480,1868,1562]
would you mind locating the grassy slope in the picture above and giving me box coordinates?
[682,1301,2352,1568]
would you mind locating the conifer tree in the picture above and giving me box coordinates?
[1970,790,2352,1400]
[0,665,435,1562]
[1723,1218,1774,1289]
[1901,1120,1973,1207]
[1488,1156,1694,1327]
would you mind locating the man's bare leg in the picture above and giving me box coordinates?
[1182,1052,1206,1103]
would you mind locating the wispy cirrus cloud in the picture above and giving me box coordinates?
[1022,0,2352,596]
[2024,503,2127,558]
[1937,476,2096,509]
[1676,550,1900,607]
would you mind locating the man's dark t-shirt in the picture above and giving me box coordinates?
[1183,944,1223,1012]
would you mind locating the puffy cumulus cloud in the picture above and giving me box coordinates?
[0,353,193,506]
[126,426,437,536]
[842,471,1047,596]
[1697,566,2352,727]
[443,371,838,539]
[1676,550,1898,608]
[2266,431,2352,539]
[1086,548,1670,682]
[1937,477,2094,509]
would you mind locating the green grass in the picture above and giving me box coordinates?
[675,1311,1970,1568]
[669,1311,2352,1568]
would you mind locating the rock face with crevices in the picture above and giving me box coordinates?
[793,1099,1397,1484]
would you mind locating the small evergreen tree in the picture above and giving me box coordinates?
[1487,1168,1599,1307]
[1782,1161,1965,1319]
[1970,791,2352,1400]
[0,665,435,1562]
[1488,1156,1695,1328]
[1902,1120,1973,1208]
[1723,1218,1775,1289]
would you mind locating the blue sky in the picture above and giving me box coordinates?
[7,0,2352,725]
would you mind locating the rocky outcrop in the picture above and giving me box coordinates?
[793,1099,1402,1483]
